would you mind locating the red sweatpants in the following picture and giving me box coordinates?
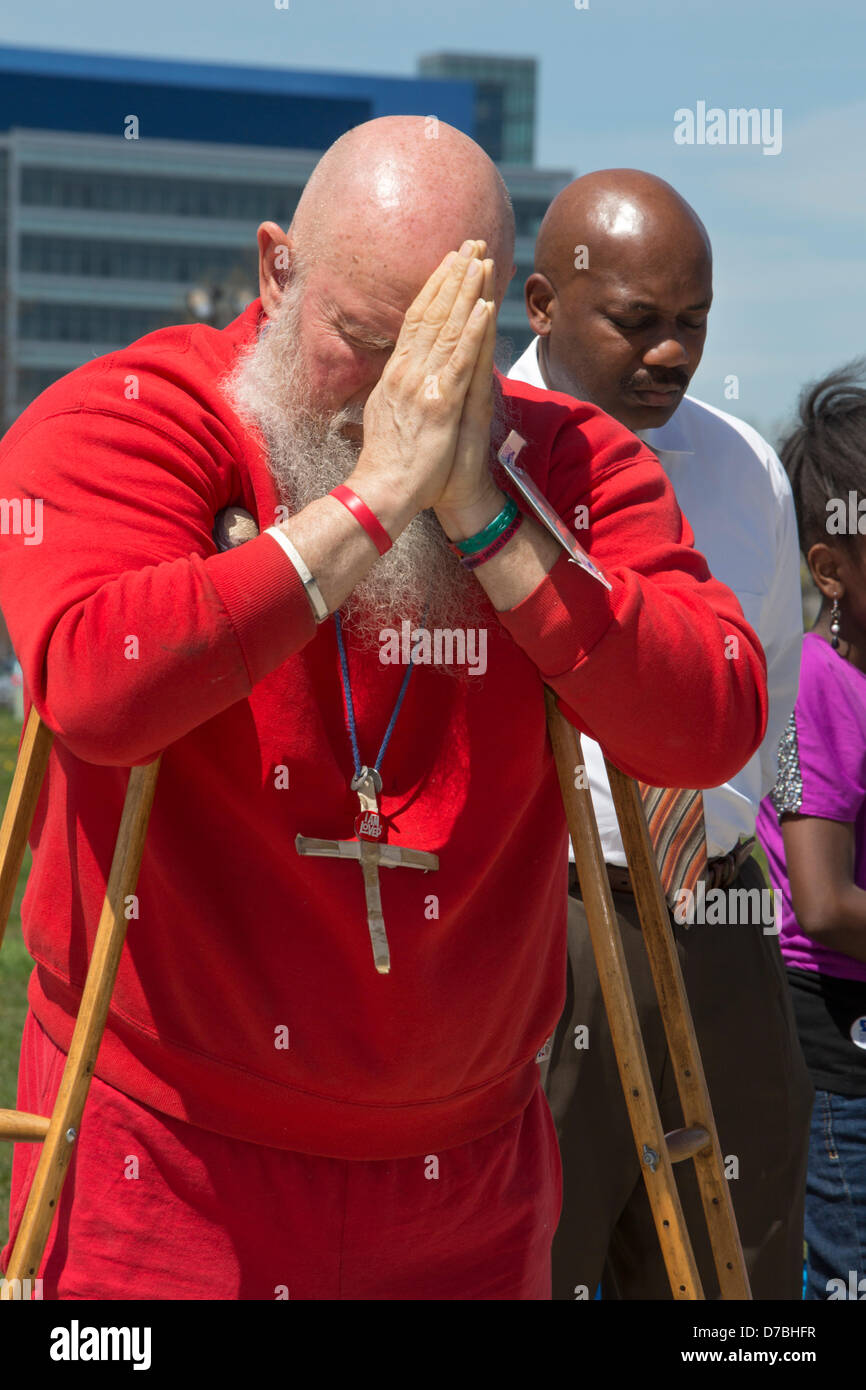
[3,1012,561,1300]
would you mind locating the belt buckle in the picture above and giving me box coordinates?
[709,836,755,891]
[731,835,756,878]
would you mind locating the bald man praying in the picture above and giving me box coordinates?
[0,128,768,1300]
[510,169,812,1300]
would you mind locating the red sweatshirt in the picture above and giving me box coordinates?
[0,301,767,1159]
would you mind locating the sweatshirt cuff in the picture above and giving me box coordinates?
[206,532,317,686]
[497,550,621,677]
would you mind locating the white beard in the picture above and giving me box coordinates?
[222,278,492,652]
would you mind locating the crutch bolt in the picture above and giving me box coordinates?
[65,1128,76,1143]
[642,1144,659,1172]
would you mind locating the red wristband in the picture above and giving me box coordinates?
[330,485,393,556]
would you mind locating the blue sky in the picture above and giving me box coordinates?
[3,0,864,442]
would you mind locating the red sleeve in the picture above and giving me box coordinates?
[0,407,316,766]
[497,403,768,788]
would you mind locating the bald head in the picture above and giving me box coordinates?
[536,169,710,290]
[231,117,508,643]
[289,116,515,308]
[526,169,713,430]
[251,117,515,451]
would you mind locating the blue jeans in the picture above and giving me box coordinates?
[805,1089,866,1300]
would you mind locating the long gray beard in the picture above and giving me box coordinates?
[223,280,494,651]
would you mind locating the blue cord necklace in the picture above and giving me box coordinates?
[334,608,418,818]
[294,607,439,976]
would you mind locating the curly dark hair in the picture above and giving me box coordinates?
[779,359,866,556]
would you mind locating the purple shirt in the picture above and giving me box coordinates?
[757,632,866,982]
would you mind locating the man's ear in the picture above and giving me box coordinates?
[257,222,294,317]
[525,273,556,337]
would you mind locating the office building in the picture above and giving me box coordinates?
[0,46,570,427]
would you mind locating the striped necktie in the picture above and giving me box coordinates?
[637,784,708,908]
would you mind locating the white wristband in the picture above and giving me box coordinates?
[264,526,329,624]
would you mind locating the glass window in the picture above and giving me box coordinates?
[20,168,303,224]
[19,235,257,286]
[18,301,187,344]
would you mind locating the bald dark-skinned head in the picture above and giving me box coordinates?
[526,169,712,431]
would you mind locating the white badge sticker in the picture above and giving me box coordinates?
[849,1015,866,1050]
[496,431,612,590]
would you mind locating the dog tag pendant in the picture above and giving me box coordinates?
[352,766,383,842]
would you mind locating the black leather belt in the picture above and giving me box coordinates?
[568,837,756,899]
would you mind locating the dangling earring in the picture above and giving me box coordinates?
[830,594,842,650]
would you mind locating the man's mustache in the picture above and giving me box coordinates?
[627,370,690,392]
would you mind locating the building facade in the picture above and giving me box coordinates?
[0,46,571,428]
[418,52,536,165]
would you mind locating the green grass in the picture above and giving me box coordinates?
[0,710,34,1241]
[752,841,771,888]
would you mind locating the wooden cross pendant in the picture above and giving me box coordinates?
[295,767,439,974]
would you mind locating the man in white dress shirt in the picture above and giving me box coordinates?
[509,169,813,1300]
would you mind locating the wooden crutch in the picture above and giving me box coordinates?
[0,707,160,1296]
[545,688,751,1300]
[0,707,53,957]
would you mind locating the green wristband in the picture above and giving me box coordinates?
[454,496,518,555]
